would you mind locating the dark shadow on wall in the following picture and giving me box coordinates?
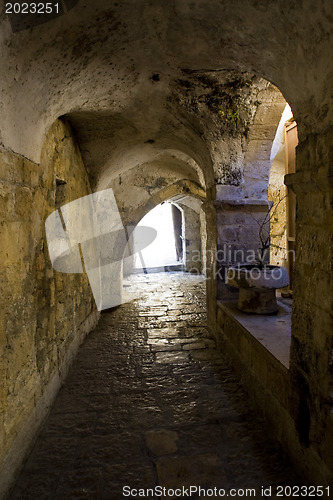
[6,0,79,33]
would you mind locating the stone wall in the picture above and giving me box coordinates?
[216,128,333,486]
[0,118,98,497]
[215,302,333,486]
[214,197,270,299]
[286,128,333,483]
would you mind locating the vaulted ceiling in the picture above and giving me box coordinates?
[1,0,332,189]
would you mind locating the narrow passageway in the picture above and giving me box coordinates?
[11,273,299,499]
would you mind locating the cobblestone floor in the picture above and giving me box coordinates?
[11,272,301,499]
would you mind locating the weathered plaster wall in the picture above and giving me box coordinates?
[109,161,203,225]
[0,118,98,497]
[1,0,332,163]
[169,71,283,196]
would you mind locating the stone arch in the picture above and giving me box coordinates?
[118,178,216,314]
[1,1,332,163]
[125,179,206,227]
[122,179,208,276]
[241,85,287,200]
[1,1,333,493]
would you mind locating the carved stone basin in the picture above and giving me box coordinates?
[226,264,289,314]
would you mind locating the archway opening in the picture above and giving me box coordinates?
[133,202,182,272]
[268,103,297,294]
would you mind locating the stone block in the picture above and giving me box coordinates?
[156,454,226,489]
[248,123,279,141]
[145,429,178,456]
[296,227,332,269]
[155,352,190,364]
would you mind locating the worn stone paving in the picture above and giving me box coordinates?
[11,272,300,500]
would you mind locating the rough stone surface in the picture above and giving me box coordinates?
[1,0,332,165]
[145,429,178,456]
[214,199,271,299]
[286,130,333,479]
[0,119,97,498]
[1,1,333,495]
[10,273,300,499]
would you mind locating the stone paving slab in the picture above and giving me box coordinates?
[10,272,301,499]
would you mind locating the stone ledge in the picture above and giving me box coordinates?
[215,298,333,487]
[217,299,291,368]
[214,199,270,211]
[285,170,333,193]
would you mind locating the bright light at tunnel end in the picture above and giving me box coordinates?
[45,188,157,311]
[44,189,287,312]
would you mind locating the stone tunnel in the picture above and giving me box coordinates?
[0,0,333,497]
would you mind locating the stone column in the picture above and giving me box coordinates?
[201,200,218,334]
[285,130,333,477]
[214,186,270,299]
[177,202,202,273]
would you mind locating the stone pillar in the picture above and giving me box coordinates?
[285,129,333,479]
[214,187,270,299]
[177,203,202,273]
[201,200,218,335]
